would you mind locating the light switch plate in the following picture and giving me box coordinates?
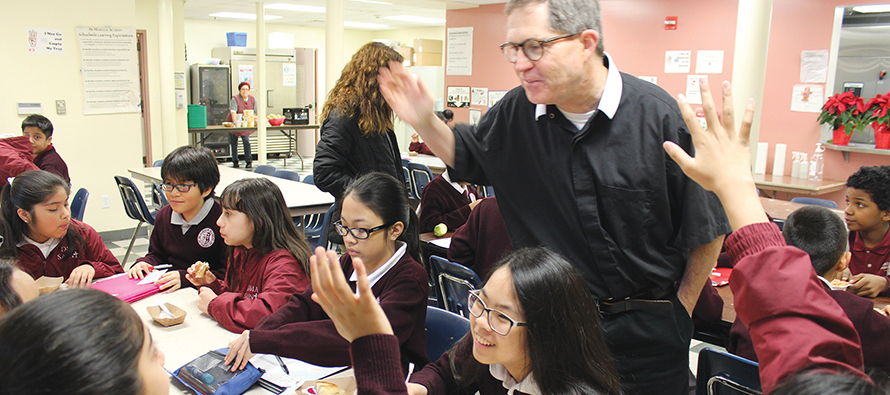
[55,100,66,115]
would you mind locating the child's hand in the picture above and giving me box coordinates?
[197,287,217,314]
[407,384,429,395]
[186,263,216,286]
[155,271,181,293]
[310,246,393,342]
[127,262,153,279]
[848,273,889,298]
[67,265,96,288]
[225,331,254,372]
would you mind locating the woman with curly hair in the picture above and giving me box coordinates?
[313,42,405,200]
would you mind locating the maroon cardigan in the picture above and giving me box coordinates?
[447,197,511,281]
[249,252,429,370]
[17,219,122,280]
[33,145,70,184]
[418,175,479,234]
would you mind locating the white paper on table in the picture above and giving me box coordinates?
[431,237,452,249]
[800,50,829,83]
[153,296,174,319]
[695,50,724,74]
[250,353,345,386]
[790,84,824,113]
[685,75,705,104]
[137,269,167,285]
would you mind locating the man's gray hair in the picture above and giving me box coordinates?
[505,0,604,56]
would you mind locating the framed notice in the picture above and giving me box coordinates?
[76,26,140,114]
[447,86,470,108]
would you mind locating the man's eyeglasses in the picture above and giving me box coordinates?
[468,290,527,336]
[499,32,582,63]
[159,183,198,193]
[334,220,393,240]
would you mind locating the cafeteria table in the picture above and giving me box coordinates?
[402,152,446,175]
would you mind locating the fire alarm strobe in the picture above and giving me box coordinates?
[665,16,678,30]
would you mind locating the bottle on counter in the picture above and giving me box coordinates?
[809,143,825,182]
[799,154,809,179]
[791,152,801,179]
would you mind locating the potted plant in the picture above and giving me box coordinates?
[818,91,868,146]
[866,93,890,149]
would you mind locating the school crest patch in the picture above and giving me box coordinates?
[197,228,215,248]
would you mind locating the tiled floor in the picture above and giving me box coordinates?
[104,153,721,376]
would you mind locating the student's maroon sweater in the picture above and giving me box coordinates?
[447,197,511,281]
[408,142,435,156]
[418,175,479,234]
[205,247,309,333]
[33,145,70,184]
[249,252,429,371]
[17,219,123,280]
[135,202,226,287]
[0,136,38,191]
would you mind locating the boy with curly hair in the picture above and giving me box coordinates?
[845,165,890,297]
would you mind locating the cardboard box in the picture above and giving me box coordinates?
[413,39,443,53]
[399,46,414,66]
[413,52,442,66]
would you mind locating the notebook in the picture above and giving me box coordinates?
[90,273,161,303]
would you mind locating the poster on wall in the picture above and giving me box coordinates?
[469,109,482,126]
[76,26,140,115]
[488,90,508,108]
[283,63,297,87]
[447,86,470,108]
[685,75,705,104]
[665,51,691,73]
[800,50,829,83]
[28,28,64,55]
[447,27,473,76]
[471,88,488,106]
[695,50,724,74]
[238,65,253,86]
[790,84,824,113]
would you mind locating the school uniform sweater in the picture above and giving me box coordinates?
[408,142,435,156]
[848,229,890,296]
[16,219,123,280]
[205,247,309,333]
[0,136,38,190]
[135,202,227,287]
[418,175,479,234]
[447,197,511,281]
[249,252,429,370]
[33,145,70,184]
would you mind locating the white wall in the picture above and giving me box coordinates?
[0,0,145,233]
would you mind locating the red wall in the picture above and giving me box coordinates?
[445,0,890,207]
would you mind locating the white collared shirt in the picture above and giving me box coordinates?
[442,170,477,203]
[489,363,542,395]
[170,198,215,235]
[20,236,62,259]
[535,52,623,128]
[349,241,407,289]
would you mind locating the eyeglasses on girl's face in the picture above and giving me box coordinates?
[468,290,527,336]
[334,220,392,240]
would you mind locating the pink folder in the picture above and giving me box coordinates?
[90,273,161,303]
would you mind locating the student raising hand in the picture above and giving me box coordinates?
[310,247,393,343]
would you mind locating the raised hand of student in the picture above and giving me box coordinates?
[185,262,217,286]
[127,262,153,279]
[155,271,181,293]
[848,273,889,298]
[67,265,96,288]
[663,79,766,231]
[225,330,254,372]
[197,287,217,314]
[310,247,393,343]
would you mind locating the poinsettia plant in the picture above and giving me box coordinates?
[866,93,890,126]
[818,91,868,135]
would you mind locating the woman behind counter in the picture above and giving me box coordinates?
[227,81,256,169]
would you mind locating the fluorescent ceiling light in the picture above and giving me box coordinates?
[383,15,446,24]
[345,21,390,28]
[265,3,326,13]
[351,0,393,5]
[853,5,890,13]
[209,12,283,20]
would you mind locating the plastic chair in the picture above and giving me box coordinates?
[317,204,338,251]
[151,182,169,208]
[70,188,89,222]
[302,174,314,185]
[695,348,761,395]
[254,165,277,175]
[402,159,415,199]
[272,170,301,182]
[408,162,434,199]
[425,306,470,361]
[429,256,482,317]
[114,176,159,269]
[152,159,164,167]
[790,197,839,209]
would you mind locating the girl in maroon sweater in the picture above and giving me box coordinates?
[187,178,312,333]
[224,172,429,374]
[0,170,122,287]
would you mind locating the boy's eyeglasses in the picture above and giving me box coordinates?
[499,32,582,63]
[468,290,527,336]
[159,183,198,193]
[334,220,392,240]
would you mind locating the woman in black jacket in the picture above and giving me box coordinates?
[313,42,405,199]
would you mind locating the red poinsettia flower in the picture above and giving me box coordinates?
[866,93,890,125]
[818,91,868,134]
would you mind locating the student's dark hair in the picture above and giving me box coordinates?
[0,289,146,395]
[21,114,54,137]
[339,172,422,264]
[435,111,447,122]
[0,260,22,315]
[219,178,312,282]
[772,370,879,395]
[442,109,454,121]
[847,165,890,211]
[0,170,84,261]
[161,145,221,200]
[783,206,847,276]
[453,248,622,395]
